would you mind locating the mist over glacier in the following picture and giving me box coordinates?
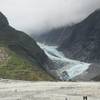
[0,0,100,34]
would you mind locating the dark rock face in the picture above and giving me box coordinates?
[32,26,72,45]
[59,9,100,63]
[36,9,100,63]
[33,26,72,45]
[0,12,9,28]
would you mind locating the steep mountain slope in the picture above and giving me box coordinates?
[0,12,54,81]
[36,9,100,63]
[31,9,100,81]
[34,26,72,45]
[0,47,54,80]
[59,9,100,63]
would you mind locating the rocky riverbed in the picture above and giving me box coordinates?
[0,79,99,100]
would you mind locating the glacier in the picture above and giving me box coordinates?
[37,42,91,80]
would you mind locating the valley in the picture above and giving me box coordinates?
[0,79,99,100]
[35,9,100,81]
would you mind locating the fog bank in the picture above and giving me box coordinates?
[0,0,100,34]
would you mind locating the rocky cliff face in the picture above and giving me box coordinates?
[0,12,9,28]
[59,9,100,63]
[0,12,54,80]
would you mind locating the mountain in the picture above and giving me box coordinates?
[59,9,100,63]
[0,12,54,81]
[36,9,100,63]
[33,26,72,45]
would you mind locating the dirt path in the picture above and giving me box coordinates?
[0,79,99,100]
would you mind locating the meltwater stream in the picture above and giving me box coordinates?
[38,43,91,80]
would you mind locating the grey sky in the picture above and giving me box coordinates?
[0,0,100,34]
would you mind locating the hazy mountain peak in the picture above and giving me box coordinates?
[0,12,55,81]
[0,12,9,28]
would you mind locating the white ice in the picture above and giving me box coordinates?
[37,42,91,80]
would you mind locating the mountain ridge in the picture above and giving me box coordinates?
[59,9,100,63]
[0,12,54,81]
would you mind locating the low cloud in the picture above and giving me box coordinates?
[0,0,100,34]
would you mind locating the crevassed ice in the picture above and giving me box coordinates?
[37,42,91,80]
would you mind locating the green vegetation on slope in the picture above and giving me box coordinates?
[0,12,55,81]
[0,46,54,81]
